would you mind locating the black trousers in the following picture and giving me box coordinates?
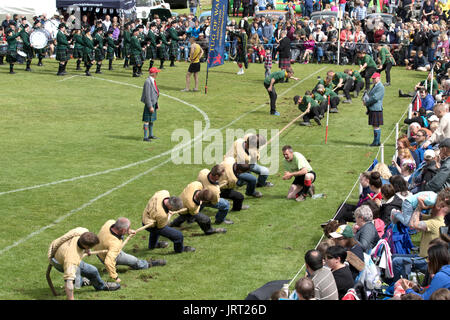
[319,95,340,114]
[343,78,354,100]
[351,80,364,96]
[170,213,215,234]
[334,203,357,223]
[220,188,244,211]
[303,106,321,122]
[361,66,377,90]
[264,82,277,114]
[379,62,392,84]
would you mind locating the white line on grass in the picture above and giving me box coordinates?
[0,66,327,255]
[57,75,79,82]
[0,67,326,196]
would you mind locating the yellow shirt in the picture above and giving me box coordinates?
[219,157,238,189]
[49,227,89,281]
[142,190,171,229]
[95,220,123,280]
[179,181,203,215]
[197,169,220,204]
[419,215,445,257]
[225,137,260,165]
[190,43,202,63]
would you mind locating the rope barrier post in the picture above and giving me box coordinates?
[380,144,384,164]
[394,122,399,161]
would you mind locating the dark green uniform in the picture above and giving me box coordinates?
[157,30,169,68]
[72,33,84,59]
[297,94,321,125]
[167,26,180,66]
[18,26,33,71]
[83,33,95,76]
[122,29,131,68]
[32,25,46,66]
[357,53,377,90]
[106,35,115,70]
[264,70,289,114]
[55,30,69,62]
[94,32,105,62]
[130,33,143,77]
[146,29,157,61]
[6,31,20,73]
[378,46,395,85]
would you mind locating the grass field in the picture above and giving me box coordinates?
[0,57,425,300]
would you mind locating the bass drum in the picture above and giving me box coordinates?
[44,20,58,40]
[30,29,49,49]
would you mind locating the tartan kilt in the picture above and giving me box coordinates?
[73,47,84,59]
[169,41,178,58]
[95,48,105,61]
[83,50,94,64]
[130,52,142,66]
[368,110,383,127]
[23,45,34,59]
[106,49,115,60]
[56,47,69,62]
[6,51,17,63]
[34,47,46,56]
[142,105,157,122]
[279,57,291,69]
[157,46,168,60]
[123,44,130,57]
[146,46,157,60]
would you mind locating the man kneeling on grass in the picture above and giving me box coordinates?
[282,145,316,202]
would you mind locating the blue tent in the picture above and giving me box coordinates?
[56,0,136,10]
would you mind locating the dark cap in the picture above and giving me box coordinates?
[439,138,450,148]
[58,23,66,29]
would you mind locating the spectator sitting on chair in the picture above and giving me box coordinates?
[325,245,355,300]
[304,249,339,300]
[353,205,380,253]
[423,104,450,150]
[294,277,316,300]
[424,138,450,193]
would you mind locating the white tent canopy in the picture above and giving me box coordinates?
[0,0,58,19]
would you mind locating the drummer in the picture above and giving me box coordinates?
[5,27,20,74]
[19,22,33,72]
[32,20,46,66]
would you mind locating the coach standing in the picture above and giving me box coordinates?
[141,67,161,142]
[363,72,385,147]
[181,37,203,92]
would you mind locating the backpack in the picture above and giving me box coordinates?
[382,222,414,255]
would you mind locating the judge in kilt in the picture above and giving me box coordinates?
[5,27,20,74]
[106,30,115,70]
[277,30,291,71]
[31,20,46,66]
[141,67,161,141]
[93,27,105,74]
[363,72,385,147]
[234,26,248,75]
[56,23,71,76]
[72,28,84,70]
[157,25,169,69]
[146,23,158,69]
[82,28,95,76]
[130,28,143,77]
[18,23,33,72]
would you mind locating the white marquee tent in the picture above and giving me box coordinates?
[0,0,58,19]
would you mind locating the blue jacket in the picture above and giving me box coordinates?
[365,82,385,112]
[406,264,450,300]
[420,94,435,112]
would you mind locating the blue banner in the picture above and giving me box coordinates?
[207,0,228,69]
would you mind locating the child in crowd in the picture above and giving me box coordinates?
[391,190,437,227]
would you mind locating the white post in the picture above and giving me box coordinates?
[430,67,434,95]
[380,144,384,164]
[394,122,399,161]
[337,6,341,65]
[407,103,412,137]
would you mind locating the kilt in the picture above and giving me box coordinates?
[146,45,157,60]
[279,57,291,69]
[169,41,178,59]
[56,47,69,62]
[6,51,17,63]
[34,47,46,56]
[142,105,157,122]
[23,45,34,59]
[83,50,94,64]
[157,46,168,60]
[122,44,130,57]
[368,110,383,127]
[188,62,200,73]
[73,47,84,59]
[95,48,105,61]
[130,52,142,66]
[106,49,115,60]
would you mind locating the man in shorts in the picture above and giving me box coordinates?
[282,145,316,202]
[181,37,203,92]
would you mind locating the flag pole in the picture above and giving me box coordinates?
[205,65,209,94]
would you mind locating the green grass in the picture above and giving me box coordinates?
[0,57,424,300]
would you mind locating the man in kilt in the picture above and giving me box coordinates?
[106,30,115,70]
[82,27,95,76]
[157,24,169,70]
[122,22,132,68]
[56,23,70,76]
[32,20,46,67]
[72,28,84,70]
[363,72,385,147]
[234,26,248,75]
[130,28,143,78]
[141,67,161,141]
[167,21,184,67]
[5,26,20,74]
[18,22,33,72]
[93,27,105,74]
[146,23,158,69]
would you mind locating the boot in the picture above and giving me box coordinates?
[9,64,15,74]
[85,64,92,76]
[96,63,102,74]
[170,59,175,67]
[62,62,68,75]
[137,65,142,75]
[37,57,43,66]
[0,56,4,65]
[25,60,31,71]
[149,60,154,68]
[123,57,129,68]
[132,66,139,77]
[76,59,81,70]
[108,59,113,70]
[57,64,63,76]
[159,60,164,69]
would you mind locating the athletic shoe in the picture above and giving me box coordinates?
[329,108,339,113]
[232,205,250,211]
[296,194,307,202]
[369,142,380,147]
[384,82,391,86]
[180,88,189,92]
[143,137,151,142]
[210,228,227,234]
[257,181,274,187]
[314,116,322,126]
[182,246,196,252]
[299,121,311,126]
[100,282,121,291]
[154,241,169,249]
[147,258,167,267]
[249,191,263,198]
[215,219,234,225]
[271,111,281,116]
[149,136,158,139]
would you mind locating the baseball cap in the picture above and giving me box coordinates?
[149,67,161,74]
[329,224,354,239]
[371,72,381,79]
[428,115,439,122]
[424,149,435,160]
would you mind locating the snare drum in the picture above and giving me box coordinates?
[0,44,7,56]
[30,29,49,49]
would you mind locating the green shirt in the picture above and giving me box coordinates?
[130,35,141,55]
[357,54,377,69]
[264,70,288,85]
[379,47,395,65]
[73,33,84,49]
[332,72,348,86]
[353,70,364,83]
[420,79,439,95]
[284,152,313,173]
[56,30,69,49]
[298,95,318,112]
[317,79,333,90]
[19,28,30,47]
